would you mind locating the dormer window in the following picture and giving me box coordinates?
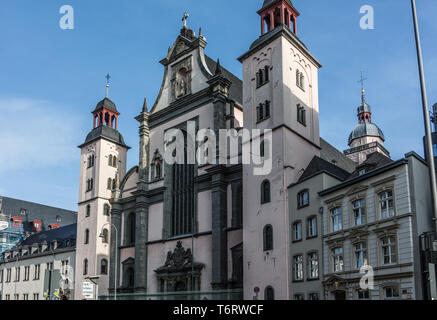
[256,66,270,88]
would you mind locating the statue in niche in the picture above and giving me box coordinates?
[176,68,188,97]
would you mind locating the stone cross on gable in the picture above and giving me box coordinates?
[182,12,189,28]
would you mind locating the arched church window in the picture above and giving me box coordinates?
[265,286,275,300]
[264,65,269,83]
[102,229,109,244]
[264,100,270,118]
[83,259,88,275]
[296,70,301,87]
[300,73,305,89]
[103,204,110,216]
[261,180,271,204]
[107,178,112,190]
[260,140,265,158]
[263,225,274,251]
[113,156,117,168]
[127,212,136,245]
[108,155,113,166]
[86,205,91,217]
[84,229,89,245]
[100,259,108,275]
[112,178,116,190]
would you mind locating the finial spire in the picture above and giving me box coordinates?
[105,73,111,98]
[358,69,367,104]
[182,12,189,28]
[215,58,222,75]
[142,98,148,113]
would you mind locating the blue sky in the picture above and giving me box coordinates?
[0,0,436,211]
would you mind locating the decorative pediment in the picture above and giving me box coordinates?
[323,275,347,288]
[155,241,204,275]
[374,224,399,238]
[349,229,370,244]
[326,237,346,249]
[122,257,135,266]
[345,185,369,198]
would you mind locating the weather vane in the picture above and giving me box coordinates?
[105,73,111,98]
[182,12,189,28]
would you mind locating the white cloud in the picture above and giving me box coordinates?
[0,97,85,173]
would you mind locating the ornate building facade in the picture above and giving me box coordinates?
[75,0,435,300]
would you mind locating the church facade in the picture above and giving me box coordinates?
[74,0,435,300]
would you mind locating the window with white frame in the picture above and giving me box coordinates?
[379,190,394,219]
[383,286,400,300]
[332,247,344,272]
[353,199,366,226]
[298,190,309,208]
[354,242,368,269]
[381,236,397,265]
[34,264,40,280]
[307,216,317,238]
[331,207,343,232]
[308,252,319,279]
[293,221,302,242]
[24,266,30,281]
[293,255,304,281]
[15,267,20,282]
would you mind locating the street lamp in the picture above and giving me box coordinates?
[100,223,117,301]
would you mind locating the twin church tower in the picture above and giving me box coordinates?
[75,0,387,300]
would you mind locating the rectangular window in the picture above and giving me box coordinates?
[293,222,302,242]
[331,208,343,232]
[332,247,344,272]
[379,191,394,219]
[308,293,320,300]
[353,200,366,226]
[382,236,397,265]
[15,267,20,282]
[14,294,19,301]
[5,294,10,300]
[307,216,317,238]
[293,255,304,281]
[308,252,319,279]
[294,294,305,300]
[384,286,400,300]
[256,101,271,122]
[6,268,11,282]
[355,242,368,269]
[23,293,29,300]
[357,289,370,300]
[33,293,39,300]
[24,266,30,281]
[297,105,306,126]
[298,190,309,208]
[34,264,41,280]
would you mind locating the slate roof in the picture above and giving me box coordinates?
[81,125,129,148]
[262,0,293,9]
[93,97,118,113]
[205,55,242,104]
[320,138,357,173]
[348,152,393,179]
[298,156,351,183]
[349,123,385,145]
[20,223,77,248]
[0,196,77,233]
